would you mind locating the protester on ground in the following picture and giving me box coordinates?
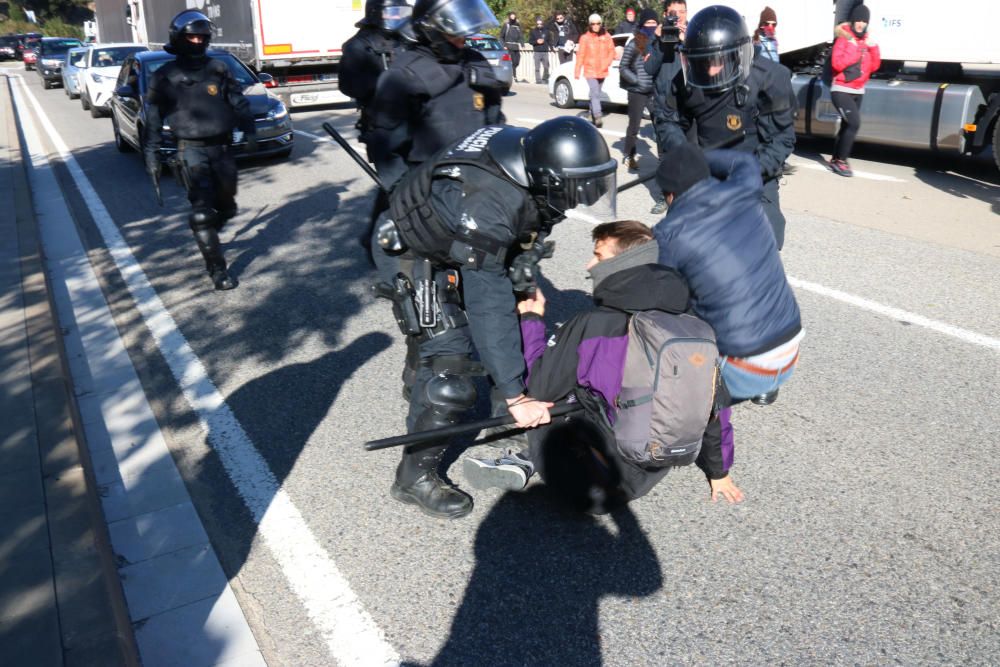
[829,4,880,177]
[464,220,741,514]
[653,144,802,404]
[619,9,659,171]
[575,14,616,128]
[754,6,779,62]
[529,16,551,83]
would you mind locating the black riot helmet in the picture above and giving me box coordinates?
[358,0,413,33]
[680,5,754,94]
[167,10,214,58]
[406,0,498,61]
[522,117,618,222]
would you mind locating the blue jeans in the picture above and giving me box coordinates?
[586,78,605,119]
[720,356,797,401]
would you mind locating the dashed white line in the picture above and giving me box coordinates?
[788,276,1000,352]
[12,75,401,667]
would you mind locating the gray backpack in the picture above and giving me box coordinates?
[613,311,719,468]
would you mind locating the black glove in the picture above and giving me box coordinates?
[508,239,556,294]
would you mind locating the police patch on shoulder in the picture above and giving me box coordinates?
[473,92,484,111]
[726,114,742,131]
[206,83,219,96]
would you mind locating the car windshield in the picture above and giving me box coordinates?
[467,36,503,52]
[92,46,144,68]
[41,39,82,55]
[146,54,256,87]
[0,37,19,47]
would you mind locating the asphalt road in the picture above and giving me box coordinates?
[7,62,1000,666]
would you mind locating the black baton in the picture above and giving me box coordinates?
[364,402,584,451]
[322,121,385,191]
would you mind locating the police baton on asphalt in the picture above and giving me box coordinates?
[322,121,385,191]
[617,131,747,193]
[364,401,584,451]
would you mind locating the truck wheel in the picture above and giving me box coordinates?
[553,78,574,109]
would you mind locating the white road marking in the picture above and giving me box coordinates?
[786,157,908,183]
[12,76,400,666]
[788,276,1000,352]
[516,116,625,137]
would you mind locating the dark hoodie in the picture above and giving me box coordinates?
[519,248,732,483]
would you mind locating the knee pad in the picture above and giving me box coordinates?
[424,373,477,414]
[189,209,217,231]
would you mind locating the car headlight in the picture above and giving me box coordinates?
[266,101,288,121]
[43,58,61,67]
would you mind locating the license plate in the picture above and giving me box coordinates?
[290,89,350,106]
[487,59,499,66]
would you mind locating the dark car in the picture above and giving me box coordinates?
[0,35,19,61]
[110,49,294,163]
[37,37,83,88]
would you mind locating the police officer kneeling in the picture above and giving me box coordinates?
[658,5,795,249]
[373,117,617,519]
[145,11,257,291]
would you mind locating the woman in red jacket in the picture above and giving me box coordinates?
[829,4,881,177]
[574,13,616,127]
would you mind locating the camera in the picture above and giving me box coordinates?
[660,14,681,44]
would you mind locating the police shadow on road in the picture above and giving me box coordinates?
[405,488,662,667]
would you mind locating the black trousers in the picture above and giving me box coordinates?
[831,91,864,161]
[177,143,238,215]
[762,177,786,251]
[623,91,653,158]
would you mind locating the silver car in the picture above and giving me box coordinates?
[466,34,513,95]
[62,46,89,99]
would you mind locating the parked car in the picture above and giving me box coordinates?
[79,43,147,116]
[466,34,513,95]
[0,35,19,61]
[37,37,84,89]
[62,46,89,99]
[22,46,38,71]
[548,34,632,110]
[110,49,294,163]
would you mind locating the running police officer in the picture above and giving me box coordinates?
[373,117,618,519]
[339,0,411,147]
[657,5,795,249]
[144,10,256,290]
[367,0,507,191]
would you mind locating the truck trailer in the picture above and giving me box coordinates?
[95,0,362,109]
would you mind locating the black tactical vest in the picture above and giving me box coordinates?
[390,126,539,269]
[153,57,238,140]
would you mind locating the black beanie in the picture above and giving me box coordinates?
[656,143,711,198]
[849,4,870,23]
[638,8,659,24]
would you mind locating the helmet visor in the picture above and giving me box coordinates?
[561,160,618,222]
[681,39,752,91]
[425,0,499,37]
[383,5,412,31]
[182,18,214,37]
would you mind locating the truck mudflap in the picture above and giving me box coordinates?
[791,74,986,154]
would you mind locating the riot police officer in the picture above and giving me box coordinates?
[339,0,411,146]
[367,0,507,191]
[657,5,795,249]
[145,10,256,290]
[373,117,618,519]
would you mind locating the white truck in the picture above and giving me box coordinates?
[94,0,363,109]
[677,1,1000,172]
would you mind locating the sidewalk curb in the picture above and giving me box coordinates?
[3,73,141,667]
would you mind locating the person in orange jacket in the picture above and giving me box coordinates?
[574,13,616,127]
[829,4,880,177]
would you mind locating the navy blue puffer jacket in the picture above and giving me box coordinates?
[653,150,801,357]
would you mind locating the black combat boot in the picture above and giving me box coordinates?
[751,389,779,406]
[192,227,237,291]
[391,446,473,519]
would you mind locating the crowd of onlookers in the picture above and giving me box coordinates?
[501,1,879,179]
